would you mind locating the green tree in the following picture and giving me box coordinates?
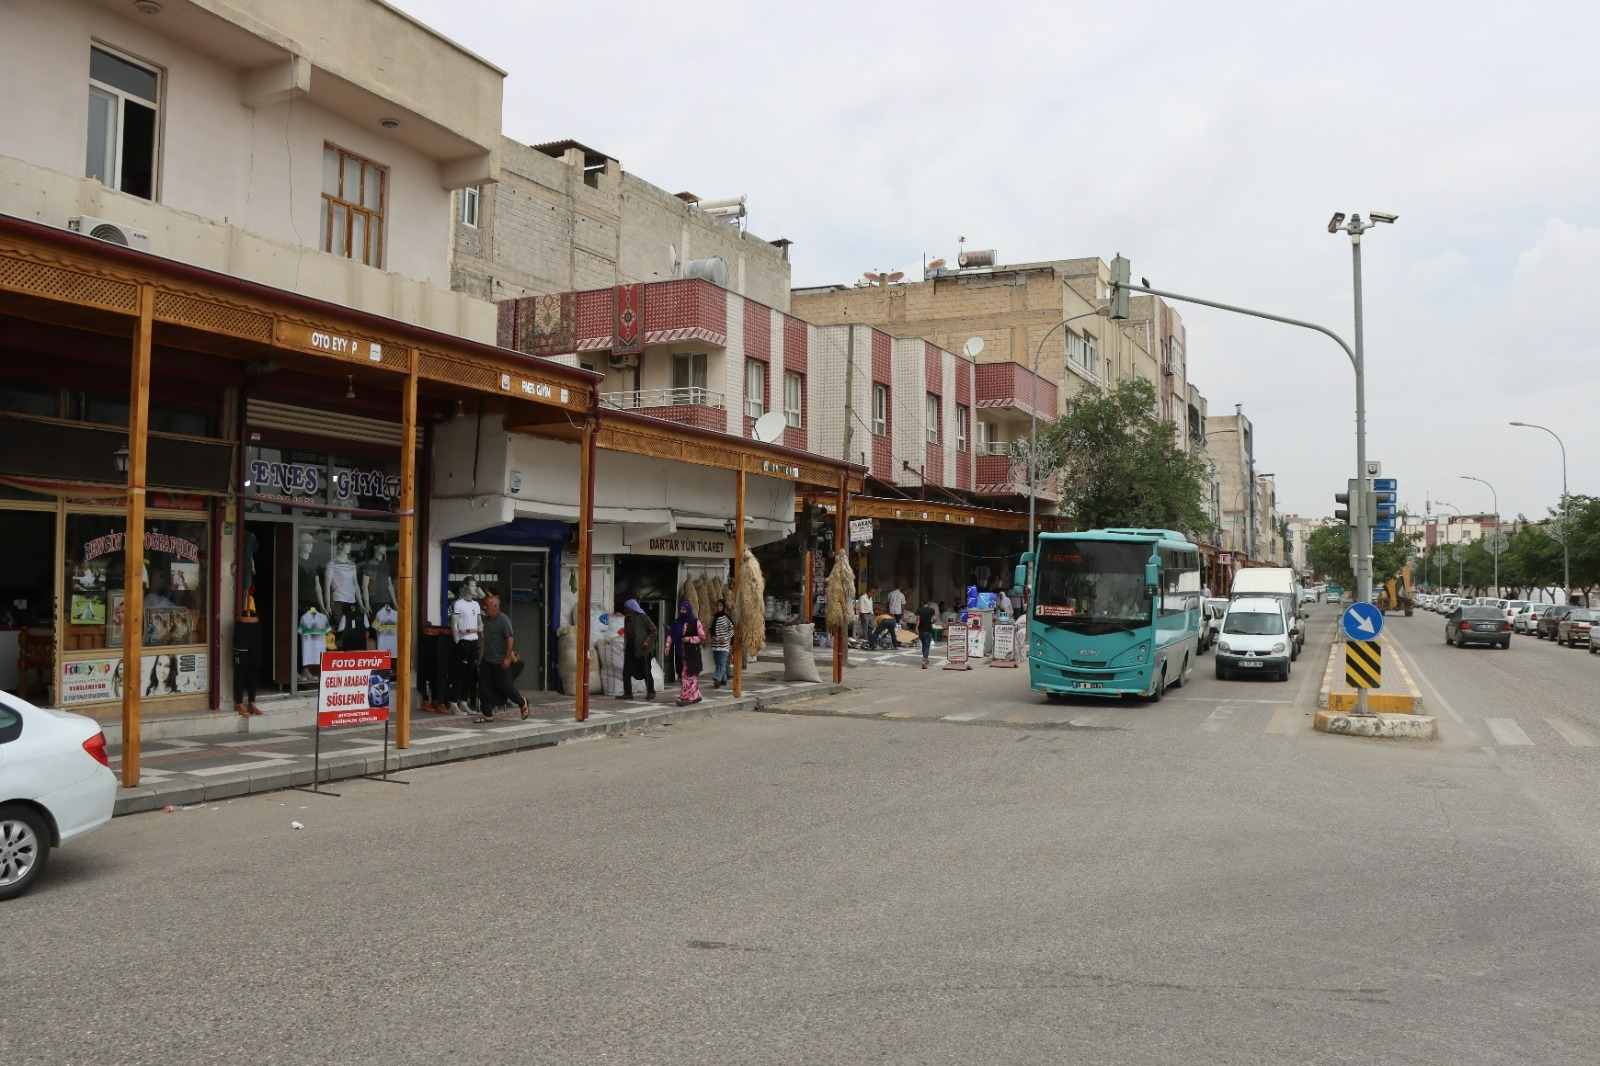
[1025,378,1213,538]
[1306,524,1419,590]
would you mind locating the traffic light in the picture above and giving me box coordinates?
[1109,255,1131,320]
[1334,478,1360,524]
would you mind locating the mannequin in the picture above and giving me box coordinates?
[298,602,329,683]
[449,579,483,714]
[298,531,327,612]
[359,540,397,616]
[324,538,361,650]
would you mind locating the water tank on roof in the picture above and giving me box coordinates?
[682,256,730,288]
[958,248,996,269]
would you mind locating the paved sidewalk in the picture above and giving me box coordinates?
[107,667,841,816]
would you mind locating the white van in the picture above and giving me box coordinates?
[1215,597,1293,682]
[1229,567,1304,657]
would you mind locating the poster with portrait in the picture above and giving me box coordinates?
[144,606,196,647]
[107,590,126,647]
[60,652,208,705]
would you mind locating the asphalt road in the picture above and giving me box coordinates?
[5,607,1598,1064]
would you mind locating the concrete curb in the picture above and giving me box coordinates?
[112,682,846,817]
[1314,709,1438,740]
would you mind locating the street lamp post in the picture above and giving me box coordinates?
[1509,421,1570,601]
[1327,212,1396,623]
[1027,305,1108,568]
[1460,475,1500,597]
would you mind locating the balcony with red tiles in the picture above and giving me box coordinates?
[975,362,1057,420]
[975,450,1058,502]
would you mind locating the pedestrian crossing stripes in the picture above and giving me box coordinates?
[1345,639,1382,688]
[1484,718,1533,746]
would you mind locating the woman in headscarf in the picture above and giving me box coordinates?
[664,599,706,706]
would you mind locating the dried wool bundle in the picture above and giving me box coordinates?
[824,553,855,636]
[736,548,767,657]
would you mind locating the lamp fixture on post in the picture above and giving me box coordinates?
[113,440,130,474]
[723,518,736,537]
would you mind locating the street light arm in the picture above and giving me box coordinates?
[1116,281,1358,372]
[1510,420,1571,597]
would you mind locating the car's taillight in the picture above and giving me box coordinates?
[1502,622,1512,631]
[82,731,110,768]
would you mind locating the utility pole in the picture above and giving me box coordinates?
[842,323,855,465]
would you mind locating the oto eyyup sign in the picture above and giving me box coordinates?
[317,651,391,727]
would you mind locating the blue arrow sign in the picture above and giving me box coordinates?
[1342,601,1385,641]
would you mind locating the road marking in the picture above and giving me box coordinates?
[1170,696,1287,705]
[941,710,990,722]
[1264,708,1299,735]
[1384,626,1479,742]
[869,694,903,706]
[1199,706,1236,732]
[1484,718,1534,747]
[881,710,918,719]
[1546,718,1597,747]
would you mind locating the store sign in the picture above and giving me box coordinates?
[849,518,874,544]
[330,466,400,504]
[761,460,802,480]
[279,323,384,363]
[1218,552,1233,566]
[60,652,208,705]
[993,623,1016,662]
[250,458,324,500]
[81,530,201,563]
[631,534,735,558]
[946,625,969,666]
[317,651,392,727]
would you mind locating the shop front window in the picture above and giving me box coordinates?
[290,526,401,678]
[63,513,209,651]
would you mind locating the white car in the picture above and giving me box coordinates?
[1,692,117,901]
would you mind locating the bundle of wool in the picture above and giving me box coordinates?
[678,576,704,627]
[736,547,767,657]
[695,573,717,615]
[824,554,855,636]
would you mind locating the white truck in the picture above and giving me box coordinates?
[1229,568,1305,659]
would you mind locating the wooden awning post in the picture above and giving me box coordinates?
[120,284,154,788]
[732,468,746,697]
[574,408,597,721]
[395,347,418,748]
[834,472,849,685]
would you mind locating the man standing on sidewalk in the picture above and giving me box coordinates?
[886,584,907,627]
[475,594,529,722]
[856,587,874,642]
[450,582,482,715]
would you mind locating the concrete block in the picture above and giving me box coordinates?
[1314,710,1438,740]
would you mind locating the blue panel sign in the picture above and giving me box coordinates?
[1372,478,1397,491]
[1342,601,1385,641]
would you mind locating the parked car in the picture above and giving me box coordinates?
[1446,605,1512,649]
[1215,597,1293,681]
[1199,598,1229,653]
[1512,604,1543,634]
[1536,604,1572,640]
[0,692,116,901]
[1556,609,1598,648]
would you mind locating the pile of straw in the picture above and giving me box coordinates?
[736,547,766,657]
[824,554,855,636]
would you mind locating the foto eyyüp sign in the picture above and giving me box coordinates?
[318,651,392,727]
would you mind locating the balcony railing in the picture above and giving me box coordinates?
[600,387,723,411]
[976,440,1012,456]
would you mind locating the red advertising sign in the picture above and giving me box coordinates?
[317,651,392,728]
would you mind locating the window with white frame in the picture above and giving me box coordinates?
[926,394,940,444]
[872,384,888,436]
[745,359,766,418]
[956,405,969,452]
[784,371,803,428]
[86,45,160,200]
[321,145,386,267]
[461,185,481,228]
[1067,331,1100,377]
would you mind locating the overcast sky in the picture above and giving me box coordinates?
[395,0,1598,523]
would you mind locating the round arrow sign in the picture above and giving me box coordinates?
[1342,601,1385,642]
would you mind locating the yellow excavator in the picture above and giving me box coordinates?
[1377,563,1414,616]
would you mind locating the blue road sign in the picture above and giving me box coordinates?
[1342,601,1385,641]
[1373,529,1396,542]
[1373,478,1397,491]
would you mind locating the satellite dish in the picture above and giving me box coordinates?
[962,336,985,358]
[887,271,905,283]
[668,244,678,277]
[863,271,880,283]
[752,410,786,443]
[928,259,946,271]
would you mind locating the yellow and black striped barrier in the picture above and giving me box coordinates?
[1345,639,1381,688]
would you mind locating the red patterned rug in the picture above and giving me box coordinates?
[497,292,576,356]
[613,283,643,356]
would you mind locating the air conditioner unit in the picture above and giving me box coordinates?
[1162,361,1176,376]
[67,216,151,253]
[608,352,639,369]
